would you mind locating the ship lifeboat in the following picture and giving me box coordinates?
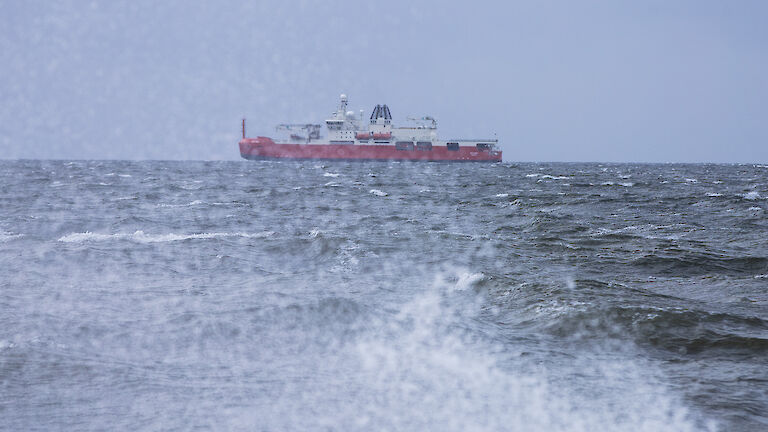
[355,132,392,140]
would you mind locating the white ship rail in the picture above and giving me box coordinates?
[447,138,499,142]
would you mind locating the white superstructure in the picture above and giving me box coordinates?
[275,94,497,151]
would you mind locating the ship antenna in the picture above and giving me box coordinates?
[242,118,246,139]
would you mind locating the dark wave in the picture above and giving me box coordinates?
[543,303,768,359]
[632,253,768,276]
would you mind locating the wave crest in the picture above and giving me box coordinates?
[57,230,274,243]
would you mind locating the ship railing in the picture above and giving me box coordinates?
[446,138,498,142]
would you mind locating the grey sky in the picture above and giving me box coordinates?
[1,0,766,162]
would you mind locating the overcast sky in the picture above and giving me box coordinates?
[1,0,766,162]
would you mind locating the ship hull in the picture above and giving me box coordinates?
[239,137,502,162]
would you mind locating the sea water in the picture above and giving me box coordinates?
[2,160,767,431]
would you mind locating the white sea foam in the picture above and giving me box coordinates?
[706,192,723,197]
[0,340,17,350]
[685,178,698,183]
[529,173,568,180]
[748,206,762,212]
[453,272,485,291]
[348,282,707,432]
[495,193,509,198]
[369,189,388,197]
[600,181,634,187]
[0,232,23,242]
[157,200,204,208]
[57,230,274,243]
[742,191,762,200]
[565,276,576,290]
[177,183,202,190]
[323,172,340,177]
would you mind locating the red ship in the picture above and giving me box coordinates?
[239,95,501,162]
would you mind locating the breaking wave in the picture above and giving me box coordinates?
[57,230,274,243]
[344,281,708,432]
[0,231,23,242]
[369,189,388,196]
[232,273,710,431]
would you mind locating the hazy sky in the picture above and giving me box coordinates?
[2,0,766,162]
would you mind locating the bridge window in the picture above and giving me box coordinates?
[416,141,432,151]
[395,141,414,151]
[446,142,459,151]
[326,120,343,131]
[476,143,491,151]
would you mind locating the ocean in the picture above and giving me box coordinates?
[1,160,767,431]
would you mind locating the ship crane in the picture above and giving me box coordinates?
[276,123,322,142]
[406,116,437,128]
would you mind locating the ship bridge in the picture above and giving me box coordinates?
[323,94,363,143]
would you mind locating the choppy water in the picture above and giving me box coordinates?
[2,160,768,431]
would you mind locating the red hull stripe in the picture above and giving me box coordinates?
[239,137,501,162]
